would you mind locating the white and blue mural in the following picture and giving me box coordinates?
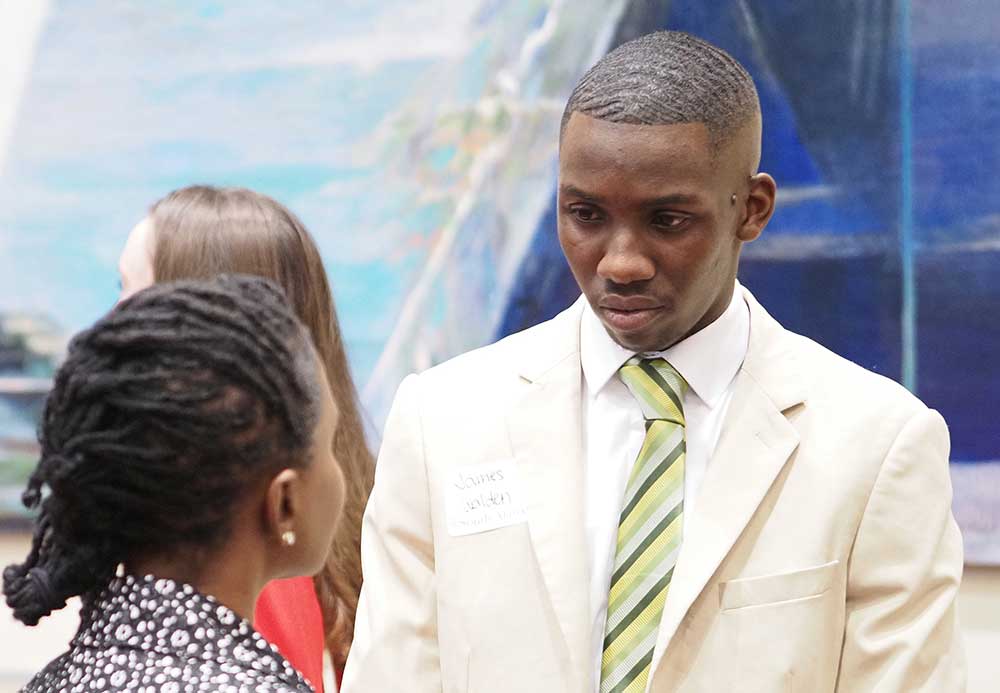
[1,0,997,563]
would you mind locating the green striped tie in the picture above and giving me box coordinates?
[600,357,687,693]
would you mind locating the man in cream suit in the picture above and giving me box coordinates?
[343,31,965,693]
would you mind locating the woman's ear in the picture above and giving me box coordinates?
[737,172,777,242]
[264,468,302,548]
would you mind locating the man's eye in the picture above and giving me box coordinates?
[652,212,688,229]
[570,206,602,223]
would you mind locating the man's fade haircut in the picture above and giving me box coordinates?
[561,31,760,148]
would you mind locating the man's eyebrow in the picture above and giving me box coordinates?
[643,193,700,206]
[559,184,602,202]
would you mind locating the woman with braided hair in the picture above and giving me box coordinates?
[3,275,345,692]
[117,185,375,690]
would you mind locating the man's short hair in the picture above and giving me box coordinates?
[561,31,760,147]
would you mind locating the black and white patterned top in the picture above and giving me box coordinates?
[21,574,314,693]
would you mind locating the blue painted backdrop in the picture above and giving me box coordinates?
[498,0,1000,563]
[0,1,997,561]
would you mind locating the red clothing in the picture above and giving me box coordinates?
[255,577,326,693]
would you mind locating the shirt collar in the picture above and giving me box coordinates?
[76,573,308,687]
[580,280,750,407]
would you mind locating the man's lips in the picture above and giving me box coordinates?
[600,295,661,311]
[598,296,663,332]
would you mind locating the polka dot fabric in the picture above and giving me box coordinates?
[21,574,314,692]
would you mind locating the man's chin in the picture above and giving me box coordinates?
[603,322,677,354]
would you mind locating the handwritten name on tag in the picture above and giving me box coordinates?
[446,461,528,537]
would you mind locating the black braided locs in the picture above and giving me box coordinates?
[561,30,760,147]
[2,275,320,626]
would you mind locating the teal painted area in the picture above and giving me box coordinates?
[456,39,492,103]
[0,0,621,514]
[197,2,225,20]
[427,145,457,171]
[899,0,918,394]
[210,165,358,198]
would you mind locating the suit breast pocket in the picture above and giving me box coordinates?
[716,560,843,692]
[719,559,839,611]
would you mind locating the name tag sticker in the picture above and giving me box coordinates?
[445,461,528,537]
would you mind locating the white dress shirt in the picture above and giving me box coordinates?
[581,281,750,691]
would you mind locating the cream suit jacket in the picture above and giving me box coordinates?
[342,288,965,693]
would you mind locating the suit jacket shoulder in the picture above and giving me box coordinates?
[414,299,582,400]
[741,288,932,463]
[790,330,924,412]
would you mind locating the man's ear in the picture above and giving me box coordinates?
[737,172,777,242]
[264,468,301,545]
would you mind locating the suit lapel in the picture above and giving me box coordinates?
[506,301,591,680]
[650,288,807,682]
[501,291,807,686]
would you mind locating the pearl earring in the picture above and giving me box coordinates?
[281,530,296,547]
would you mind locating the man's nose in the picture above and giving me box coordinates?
[596,228,655,285]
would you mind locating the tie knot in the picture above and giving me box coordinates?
[618,356,688,425]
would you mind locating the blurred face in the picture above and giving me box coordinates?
[118,217,156,301]
[294,358,346,576]
[558,113,772,352]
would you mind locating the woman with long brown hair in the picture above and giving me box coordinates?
[116,185,374,690]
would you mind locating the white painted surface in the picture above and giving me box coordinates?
[0,0,50,177]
